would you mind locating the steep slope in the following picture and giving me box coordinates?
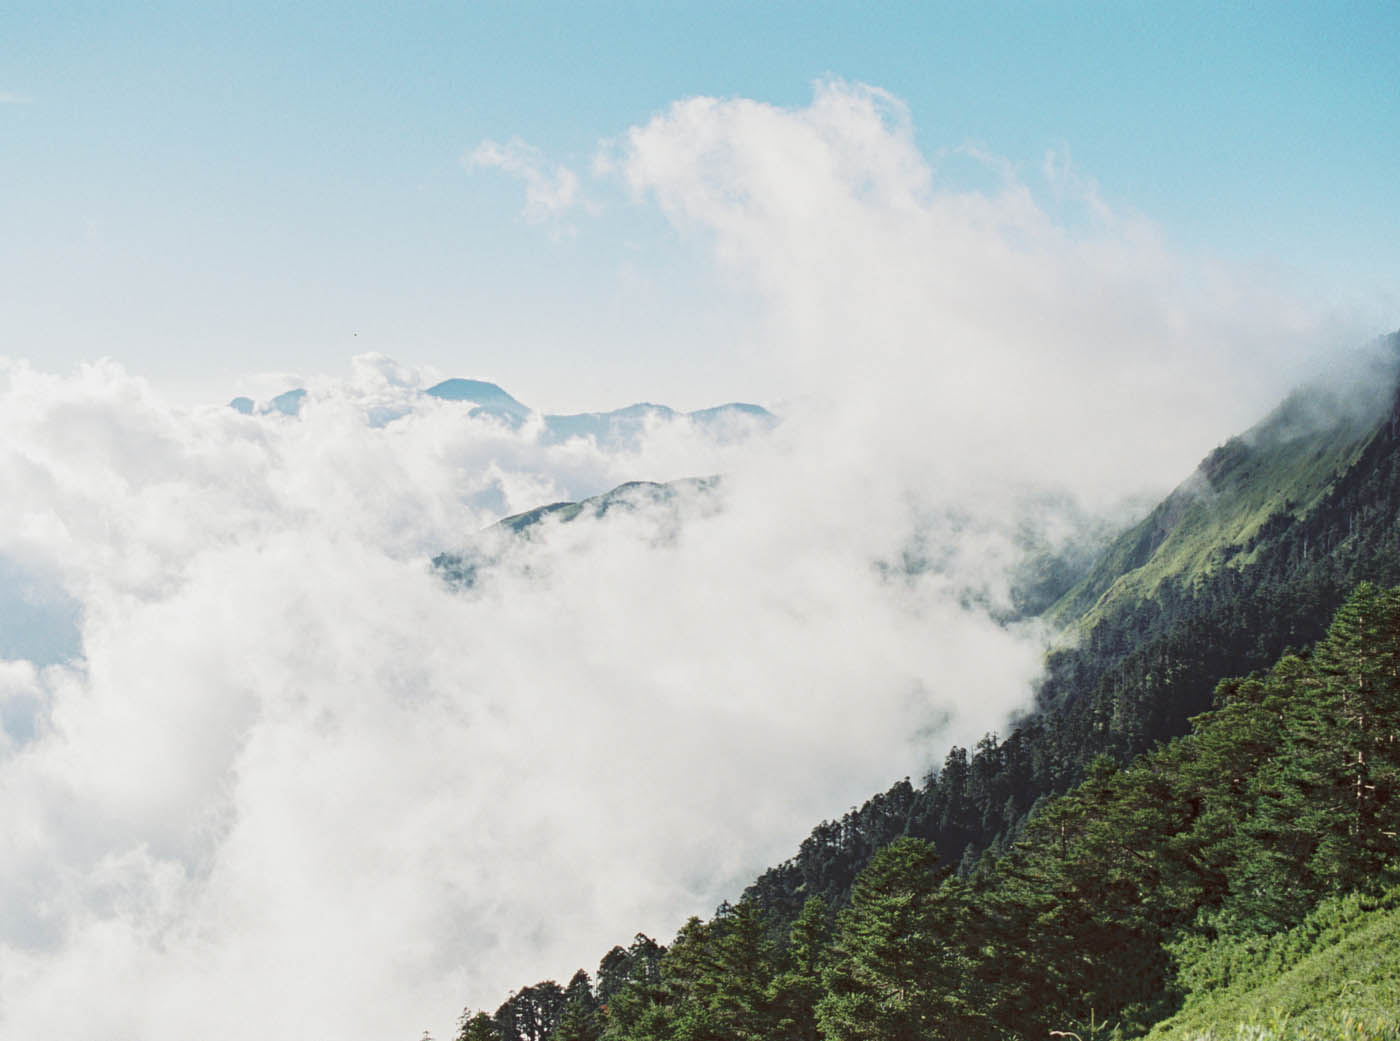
[1144,889,1400,1040]
[746,333,1400,930]
[1048,349,1397,633]
[438,333,1400,1041]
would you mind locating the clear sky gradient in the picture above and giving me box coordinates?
[2,1,1397,410]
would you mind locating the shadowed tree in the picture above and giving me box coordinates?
[768,896,828,1041]
[494,981,565,1041]
[555,969,603,1041]
[817,837,981,1041]
[456,1010,501,1041]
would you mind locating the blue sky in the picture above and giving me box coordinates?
[2,1,1397,410]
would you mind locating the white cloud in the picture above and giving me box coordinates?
[0,81,1364,1041]
[467,137,581,223]
[0,344,1054,1040]
[0,92,32,105]
[620,79,1345,507]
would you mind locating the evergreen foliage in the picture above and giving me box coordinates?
[748,359,1400,934]
[455,583,1400,1038]
[815,838,981,1040]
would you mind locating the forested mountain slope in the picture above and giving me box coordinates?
[453,582,1400,1040]
[745,334,1400,930]
[1046,355,1397,631]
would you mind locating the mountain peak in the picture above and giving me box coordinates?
[424,379,529,416]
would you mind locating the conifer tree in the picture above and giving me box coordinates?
[768,897,828,1041]
[456,1010,501,1041]
[1309,582,1400,885]
[816,837,978,1041]
[554,970,603,1041]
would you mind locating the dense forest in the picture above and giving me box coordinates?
[448,584,1400,1040]
[748,341,1400,932]
[442,335,1400,1039]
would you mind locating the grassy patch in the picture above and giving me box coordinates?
[1142,889,1400,1040]
[1047,390,1378,633]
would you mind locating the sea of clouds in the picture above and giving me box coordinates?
[0,81,1356,1040]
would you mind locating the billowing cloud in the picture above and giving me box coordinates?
[0,353,1048,1040]
[468,137,582,222]
[618,80,1347,508]
[0,81,1361,1041]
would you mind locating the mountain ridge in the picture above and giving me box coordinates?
[1045,340,1400,632]
[229,378,777,447]
[743,331,1400,925]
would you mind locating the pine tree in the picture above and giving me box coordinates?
[554,970,603,1041]
[1308,582,1400,886]
[705,900,777,1040]
[768,897,827,1041]
[456,1010,501,1041]
[816,838,978,1041]
[597,935,667,1040]
[494,981,565,1041]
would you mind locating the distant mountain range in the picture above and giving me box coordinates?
[230,378,776,447]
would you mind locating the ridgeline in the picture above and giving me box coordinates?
[443,333,1400,1040]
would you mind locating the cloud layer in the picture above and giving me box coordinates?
[1,82,1356,1040]
[618,81,1347,507]
[0,355,1047,1039]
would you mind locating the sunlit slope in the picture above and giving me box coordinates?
[1143,890,1400,1041]
[738,337,1400,943]
[1047,353,1400,634]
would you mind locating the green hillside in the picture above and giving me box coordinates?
[1047,349,1398,633]
[1144,889,1400,1041]
[744,337,1400,938]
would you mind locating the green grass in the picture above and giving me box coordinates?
[1046,388,1380,633]
[1141,888,1400,1041]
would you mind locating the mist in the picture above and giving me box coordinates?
[0,82,1358,1040]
